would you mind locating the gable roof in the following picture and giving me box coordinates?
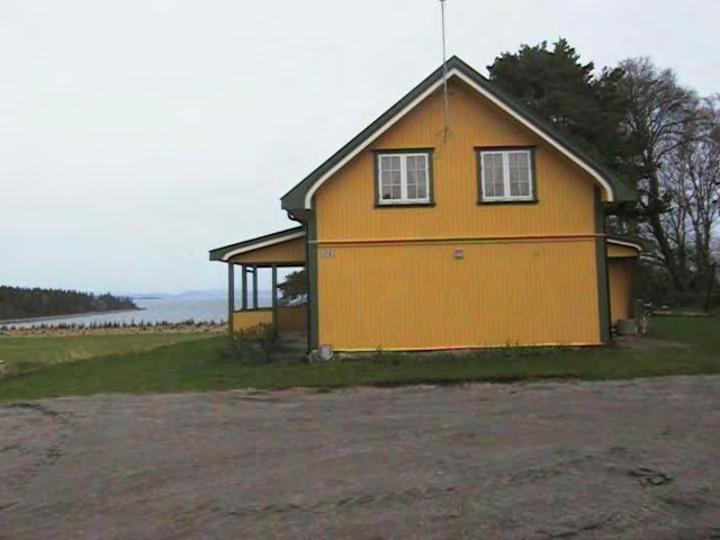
[281,55,634,211]
[209,226,305,262]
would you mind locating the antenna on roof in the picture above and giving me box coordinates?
[439,0,450,140]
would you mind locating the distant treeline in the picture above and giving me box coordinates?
[0,286,138,321]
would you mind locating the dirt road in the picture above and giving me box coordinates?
[1,376,719,538]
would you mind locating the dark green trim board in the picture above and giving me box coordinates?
[629,258,638,318]
[227,263,235,337]
[372,147,435,153]
[271,264,278,332]
[209,226,304,261]
[303,219,311,353]
[595,188,611,343]
[475,146,538,205]
[280,55,635,212]
[306,212,320,350]
[234,307,273,313]
[241,265,247,310]
[372,148,436,208]
[252,266,258,309]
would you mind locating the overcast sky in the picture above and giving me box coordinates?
[1,0,718,294]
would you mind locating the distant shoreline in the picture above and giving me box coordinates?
[0,307,144,325]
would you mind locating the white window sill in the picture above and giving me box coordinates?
[480,197,536,204]
[376,200,434,207]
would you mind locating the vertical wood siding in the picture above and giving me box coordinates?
[607,244,639,258]
[608,259,635,325]
[312,77,606,350]
[314,79,596,241]
[232,310,273,333]
[233,308,306,334]
[318,240,600,349]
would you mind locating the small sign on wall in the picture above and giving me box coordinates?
[321,248,335,258]
[453,249,465,260]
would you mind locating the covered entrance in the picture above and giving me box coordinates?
[607,237,642,327]
[209,226,307,339]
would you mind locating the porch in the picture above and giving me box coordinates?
[208,226,307,339]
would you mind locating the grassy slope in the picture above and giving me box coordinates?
[0,333,215,377]
[0,316,718,401]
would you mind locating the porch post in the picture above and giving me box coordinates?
[227,262,235,337]
[241,264,247,310]
[271,264,278,333]
[252,266,258,309]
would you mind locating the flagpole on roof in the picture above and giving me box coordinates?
[440,0,450,140]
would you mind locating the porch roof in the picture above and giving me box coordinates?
[209,226,306,266]
[607,235,643,258]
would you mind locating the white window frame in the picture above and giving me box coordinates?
[376,152,432,205]
[479,149,534,202]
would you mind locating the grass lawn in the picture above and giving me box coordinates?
[0,332,216,378]
[0,316,718,401]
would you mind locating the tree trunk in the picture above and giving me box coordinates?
[704,262,716,312]
[645,169,687,291]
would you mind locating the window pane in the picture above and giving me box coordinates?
[416,178,427,199]
[509,152,530,197]
[482,153,504,198]
[406,154,428,200]
[380,155,402,200]
[406,157,418,199]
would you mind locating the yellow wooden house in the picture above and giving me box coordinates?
[210,56,641,352]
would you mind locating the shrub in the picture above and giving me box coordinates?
[227,323,279,362]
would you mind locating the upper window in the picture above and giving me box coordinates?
[478,149,534,202]
[376,151,432,205]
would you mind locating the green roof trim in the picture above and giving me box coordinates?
[280,55,635,211]
[209,226,305,262]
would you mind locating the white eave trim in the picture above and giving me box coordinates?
[222,231,305,262]
[303,68,615,209]
[607,238,643,252]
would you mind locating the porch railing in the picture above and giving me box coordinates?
[233,305,307,334]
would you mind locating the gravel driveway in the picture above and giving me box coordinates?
[1,375,719,539]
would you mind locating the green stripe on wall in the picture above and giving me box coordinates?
[595,188,611,343]
[307,212,320,350]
